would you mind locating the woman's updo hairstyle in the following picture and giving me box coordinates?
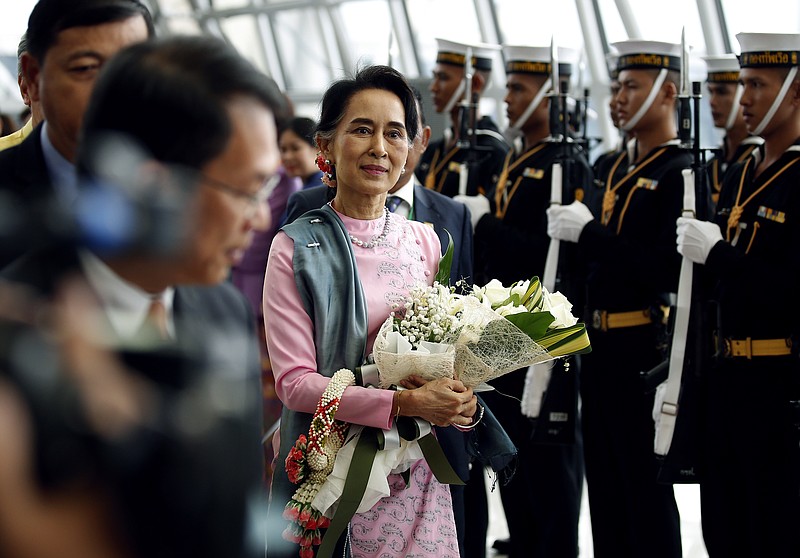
[314,65,419,147]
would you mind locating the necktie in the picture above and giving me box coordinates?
[142,297,170,340]
[386,195,403,213]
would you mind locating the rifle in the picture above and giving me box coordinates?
[648,31,710,483]
[525,41,579,443]
[455,47,492,196]
[543,38,566,292]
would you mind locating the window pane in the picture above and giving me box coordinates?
[219,15,267,73]
[721,0,800,50]
[601,0,704,49]
[338,1,394,69]
[495,0,584,50]
[407,0,481,76]
[596,0,706,77]
[273,9,335,93]
[595,0,627,45]
[209,0,250,8]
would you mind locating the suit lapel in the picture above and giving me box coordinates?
[11,125,54,200]
[412,183,442,226]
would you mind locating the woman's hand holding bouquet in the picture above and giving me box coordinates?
[397,375,477,427]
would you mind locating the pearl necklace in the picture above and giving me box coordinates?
[348,206,391,249]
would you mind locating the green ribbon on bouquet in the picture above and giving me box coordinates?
[316,419,462,558]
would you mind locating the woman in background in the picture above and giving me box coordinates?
[279,116,323,190]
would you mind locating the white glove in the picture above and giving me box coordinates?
[652,381,667,426]
[454,194,490,231]
[546,201,593,243]
[676,217,723,264]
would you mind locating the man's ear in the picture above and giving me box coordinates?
[662,80,677,101]
[20,52,41,104]
[791,77,800,105]
[421,125,432,150]
[18,75,31,108]
[471,71,486,95]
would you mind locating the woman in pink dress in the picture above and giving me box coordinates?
[264,65,477,557]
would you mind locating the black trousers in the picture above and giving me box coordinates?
[580,326,682,558]
[700,357,800,557]
[465,363,584,558]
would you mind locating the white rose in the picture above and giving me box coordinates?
[542,290,578,329]
[481,279,510,306]
[509,279,530,299]
[494,302,529,317]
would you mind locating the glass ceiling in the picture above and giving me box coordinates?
[1,0,799,153]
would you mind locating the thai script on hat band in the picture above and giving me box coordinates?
[505,60,550,75]
[707,70,740,83]
[436,51,492,71]
[618,53,680,72]
[740,50,800,67]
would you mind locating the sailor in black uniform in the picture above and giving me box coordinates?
[702,54,763,206]
[416,38,510,200]
[677,32,800,557]
[548,39,691,558]
[461,44,590,558]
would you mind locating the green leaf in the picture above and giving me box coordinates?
[435,229,455,286]
[491,292,521,310]
[521,276,543,311]
[537,324,592,356]
[505,311,555,340]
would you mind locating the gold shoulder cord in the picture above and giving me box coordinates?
[424,148,441,190]
[711,159,721,197]
[601,147,668,227]
[424,145,461,193]
[494,144,548,219]
[725,156,800,241]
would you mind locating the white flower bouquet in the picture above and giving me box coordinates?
[374,274,592,389]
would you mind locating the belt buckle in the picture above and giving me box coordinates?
[723,338,733,358]
[592,310,605,331]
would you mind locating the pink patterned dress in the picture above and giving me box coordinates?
[264,204,459,557]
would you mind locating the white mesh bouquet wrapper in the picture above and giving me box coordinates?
[375,295,553,389]
[373,319,457,388]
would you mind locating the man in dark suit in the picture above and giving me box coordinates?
[283,88,475,557]
[0,0,156,267]
[1,35,288,558]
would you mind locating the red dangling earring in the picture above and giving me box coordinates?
[316,152,336,188]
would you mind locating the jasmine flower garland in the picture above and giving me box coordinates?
[282,368,355,557]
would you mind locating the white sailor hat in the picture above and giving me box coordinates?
[502,45,579,76]
[702,54,740,83]
[611,39,682,72]
[435,38,500,72]
[606,50,620,79]
[736,33,800,68]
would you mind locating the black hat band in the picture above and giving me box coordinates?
[617,52,680,72]
[437,51,493,71]
[739,50,800,68]
[707,70,739,83]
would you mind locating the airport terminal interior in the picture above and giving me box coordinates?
[1,1,799,557]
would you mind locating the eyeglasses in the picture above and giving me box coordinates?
[199,172,278,218]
